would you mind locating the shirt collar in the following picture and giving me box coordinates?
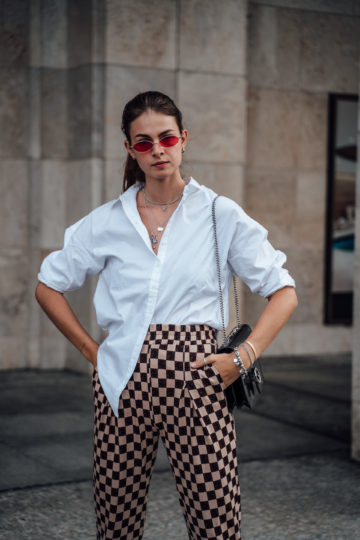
[118,176,201,203]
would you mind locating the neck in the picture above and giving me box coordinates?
[143,172,185,203]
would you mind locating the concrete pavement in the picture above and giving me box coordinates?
[0,354,359,539]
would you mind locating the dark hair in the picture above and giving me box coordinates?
[121,91,184,192]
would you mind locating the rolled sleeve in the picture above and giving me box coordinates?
[38,213,105,293]
[222,199,295,298]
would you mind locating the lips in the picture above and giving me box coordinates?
[152,161,169,168]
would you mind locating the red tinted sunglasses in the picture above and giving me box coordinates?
[131,135,183,153]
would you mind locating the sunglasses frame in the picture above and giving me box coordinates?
[130,134,183,153]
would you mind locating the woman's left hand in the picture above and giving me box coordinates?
[191,352,249,389]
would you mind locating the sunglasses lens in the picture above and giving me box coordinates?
[160,136,180,147]
[133,140,153,152]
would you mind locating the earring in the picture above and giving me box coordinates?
[182,148,185,154]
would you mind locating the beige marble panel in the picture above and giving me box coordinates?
[67,159,104,226]
[105,159,126,201]
[0,68,28,158]
[105,65,176,159]
[179,0,246,75]
[0,0,29,67]
[40,160,66,249]
[68,66,92,159]
[0,160,28,248]
[92,0,106,64]
[40,0,67,68]
[0,249,29,338]
[249,0,354,15]
[41,69,67,159]
[284,245,323,325]
[247,88,300,170]
[295,171,326,248]
[248,4,301,89]
[293,324,352,355]
[245,168,296,248]
[298,92,327,171]
[0,337,27,369]
[67,0,92,68]
[186,162,244,205]
[300,11,360,93]
[29,0,41,67]
[178,72,246,164]
[40,335,67,369]
[247,89,327,172]
[106,0,176,69]
[263,323,353,356]
[29,69,41,159]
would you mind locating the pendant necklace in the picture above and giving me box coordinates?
[142,188,183,250]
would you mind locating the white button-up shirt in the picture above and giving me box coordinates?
[38,177,295,415]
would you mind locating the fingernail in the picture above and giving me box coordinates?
[191,362,196,368]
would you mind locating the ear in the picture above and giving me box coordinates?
[181,129,188,151]
[124,139,136,161]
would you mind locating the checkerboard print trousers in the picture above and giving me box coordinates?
[92,324,241,539]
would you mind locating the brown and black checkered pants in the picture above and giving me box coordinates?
[92,324,241,539]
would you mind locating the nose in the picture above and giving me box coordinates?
[151,140,164,155]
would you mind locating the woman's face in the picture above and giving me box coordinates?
[125,110,187,182]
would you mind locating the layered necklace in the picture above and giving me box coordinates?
[141,184,184,251]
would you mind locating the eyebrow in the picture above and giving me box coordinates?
[134,129,176,140]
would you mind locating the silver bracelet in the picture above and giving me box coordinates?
[240,342,254,368]
[232,348,247,375]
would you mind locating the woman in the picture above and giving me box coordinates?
[35,91,297,540]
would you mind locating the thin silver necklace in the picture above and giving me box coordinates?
[142,190,181,251]
[142,187,183,212]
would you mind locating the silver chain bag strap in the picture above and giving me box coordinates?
[212,195,264,411]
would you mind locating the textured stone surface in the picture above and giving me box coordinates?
[66,159,104,226]
[68,66,92,159]
[40,0,67,68]
[248,4,301,89]
[41,69,67,158]
[297,92,328,171]
[185,163,244,205]
[106,0,176,69]
[40,161,66,249]
[0,249,28,338]
[300,11,360,93]
[0,0,29,67]
[67,0,92,67]
[105,159,126,201]
[104,65,176,158]
[178,72,246,164]
[0,160,28,248]
[249,0,355,15]
[247,88,300,169]
[245,169,296,248]
[295,171,327,248]
[0,337,27,370]
[179,0,247,75]
[29,69,41,159]
[285,245,323,325]
[0,68,28,158]
[265,322,353,356]
[247,88,327,171]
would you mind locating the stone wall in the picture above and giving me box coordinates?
[1,0,359,371]
[245,0,360,355]
[0,0,247,370]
